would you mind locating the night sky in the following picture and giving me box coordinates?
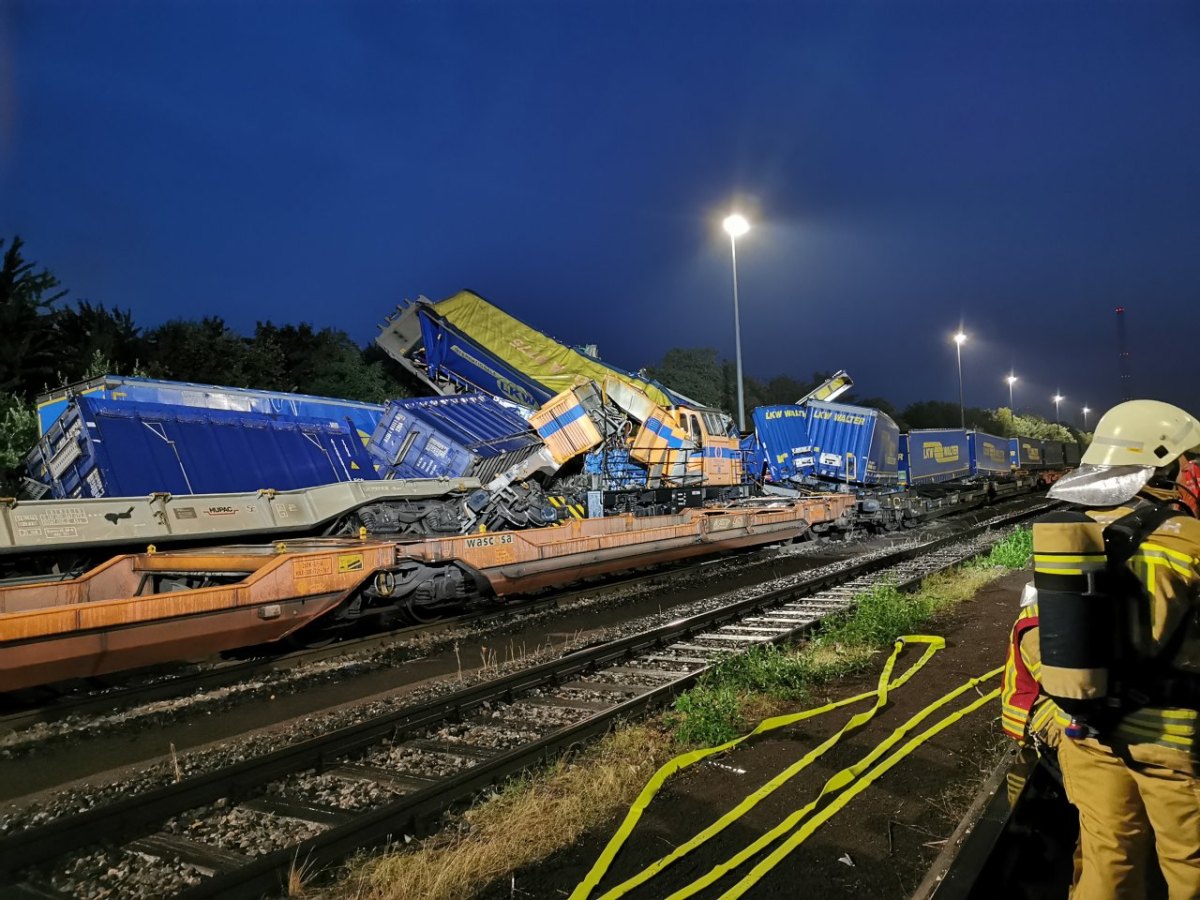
[2,1,1198,426]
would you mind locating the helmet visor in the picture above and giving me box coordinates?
[1048,464,1155,507]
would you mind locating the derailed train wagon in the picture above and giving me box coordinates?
[366,395,543,482]
[36,375,385,442]
[26,397,378,499]
[747,405,812,483]
[376,290,686,410]
[749,401,899,487]
[801,401,900,485]
[0,495,858,692]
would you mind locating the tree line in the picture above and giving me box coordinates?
[2,236,1083,493]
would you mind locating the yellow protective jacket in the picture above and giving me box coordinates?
[1000,603,1062,747]
[1016,493,1200,768]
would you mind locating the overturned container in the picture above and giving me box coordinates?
[26,397,377,499]
[36,375,385,442]
[752,401,899,487]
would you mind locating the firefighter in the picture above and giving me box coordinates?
[1001,399,1200,899]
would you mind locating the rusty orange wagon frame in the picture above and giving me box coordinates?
[0,495,854,693]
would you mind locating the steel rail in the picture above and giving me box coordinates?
[0,549,744,736]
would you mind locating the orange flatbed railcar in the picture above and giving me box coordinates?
[0,496,854,692]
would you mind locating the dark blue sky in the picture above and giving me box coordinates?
[2,1,1198,426]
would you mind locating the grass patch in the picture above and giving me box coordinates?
[973,526,1032,569]
[818,581,932,647]
[668,682,742,746]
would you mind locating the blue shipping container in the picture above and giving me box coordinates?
[36,375,385,442]
[366,395,542,482]
[26,397,378,499]
[739,432,764,481]
[900,429,971,485]
[753,401,899,486]
[749,405,813,483]
[1009,437,1047,469]
[968,431,1012,477]
[418,314,555,410]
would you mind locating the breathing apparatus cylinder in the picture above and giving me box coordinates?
[1032,512,1117,738]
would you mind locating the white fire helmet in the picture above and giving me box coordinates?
[1049,400,1200,508]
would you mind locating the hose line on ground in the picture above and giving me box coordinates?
[712,684,1000,900]
[573,636,1001,900]
[671,671,1000,900]
[570,635,946,900]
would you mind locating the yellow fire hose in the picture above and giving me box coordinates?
[571,635,1001,900]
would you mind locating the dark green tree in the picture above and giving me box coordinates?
[993,407,1079,443]
[362,343,419,399]
[0,393,38,495]
[47,301,146,385]
[248,322,409,403]
[143,317,254,385]
[0,236,67,396]
[761,374,811,406]
[644,347,725,408]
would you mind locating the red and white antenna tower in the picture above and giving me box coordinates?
[1116,306,1132,401]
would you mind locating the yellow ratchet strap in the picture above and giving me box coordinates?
[715,681,1001,899]
[669,667,1001,900]
[569,635,945,900]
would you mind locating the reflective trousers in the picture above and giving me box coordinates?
[1058,737,1200,900]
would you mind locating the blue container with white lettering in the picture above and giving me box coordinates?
[36,375,385,443]
[752,401,899,486]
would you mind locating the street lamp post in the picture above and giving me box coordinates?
[1082,406,1091,429]
[954,331,967,429]
[1006,373,1017,411]
[1053,394,1064,425]
[723,213,750,432]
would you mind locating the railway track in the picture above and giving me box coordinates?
[0,584,593,738]
[0,502,1050,899]
[0,493,1047,742]
[0,545,804,742]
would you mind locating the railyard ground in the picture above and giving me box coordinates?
[324,534,1038,900]
[331,532,1041,897]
